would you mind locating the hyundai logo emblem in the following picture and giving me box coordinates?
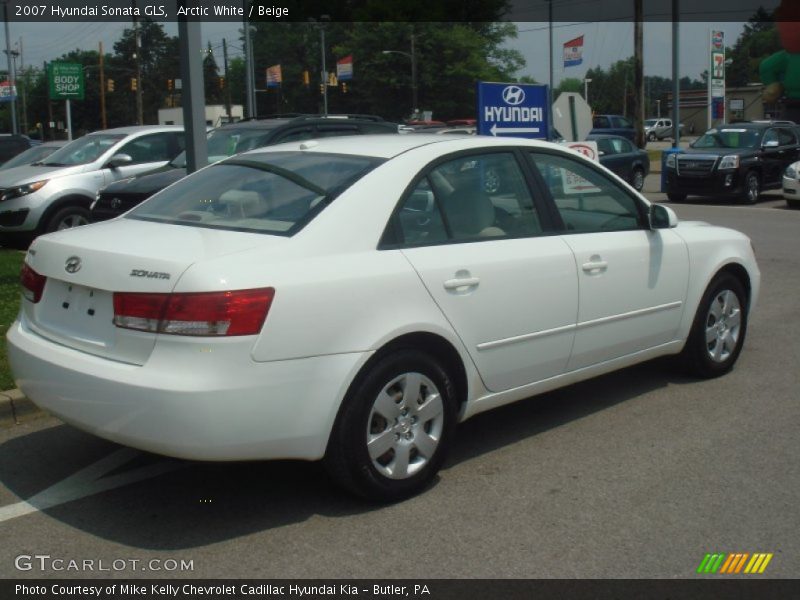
[502,85,526,106]
[65,256,82,274]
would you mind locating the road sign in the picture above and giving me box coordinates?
[0,81,17,102]
[48,62,85,101]
[477,82,549,139]
[552,92,592,142]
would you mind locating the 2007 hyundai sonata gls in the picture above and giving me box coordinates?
[8,135,759,501]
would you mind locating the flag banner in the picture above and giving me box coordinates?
[266,65,282,88]
[337,55,353,81]
[0,81,17,102]
[563,35,584,68]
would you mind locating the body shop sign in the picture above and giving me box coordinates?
[49,62,84,100]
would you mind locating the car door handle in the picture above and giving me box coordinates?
[443,276,480,290]
[582,260,608,272]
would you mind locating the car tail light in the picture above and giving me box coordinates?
[20,263,46,303]
[113,288,275,336]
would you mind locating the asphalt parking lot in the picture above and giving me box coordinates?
[1,188,798,579]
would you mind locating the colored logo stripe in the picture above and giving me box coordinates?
[697,553,773,574]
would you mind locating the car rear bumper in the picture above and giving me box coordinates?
[7,316,367,461]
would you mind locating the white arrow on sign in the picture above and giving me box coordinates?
[490,124,541,136]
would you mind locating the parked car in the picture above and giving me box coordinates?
[587,134,650,191]
[589,114,636,144]
[0,141,66,171]
[644,118,684,142]
[91,115,399,222]
[0,126,185,246]
[782,161,800,208]
[664,122,800,203]
[8,135,759,502]
[0,134,40,165]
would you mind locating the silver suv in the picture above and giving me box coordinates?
[0,126,184,244]
[644,118,684,141]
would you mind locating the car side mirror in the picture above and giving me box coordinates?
[106,153,133,168]
[763,140,779,148]
[650,204,678,229]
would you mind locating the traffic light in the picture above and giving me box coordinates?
[107,78,115,92]
[341,82,348,94]
[302,70,310,85]
[167,79,173,91]
[131,77,137,91]
[218,76,224,90]
[319,83,324,95]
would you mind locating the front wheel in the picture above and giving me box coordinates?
[680,273,748,378]
[45,206,91,233]
[742,171,760,204]
[325,350,457,502]
[647,132,656,142]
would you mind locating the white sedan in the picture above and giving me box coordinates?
[7,135,759,501]
[782,161,800,208]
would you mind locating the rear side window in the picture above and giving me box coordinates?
[392,152,543,246]
[127,151,381,236]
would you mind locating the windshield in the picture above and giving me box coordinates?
[644,119,657,127]
[170,127,271,167]
[41,134,126,166]
[128,151,382,235]
[0,145,60,170]
[692,128,762,149]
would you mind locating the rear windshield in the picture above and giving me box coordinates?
[170,126,273,167]
[127,151,382,235]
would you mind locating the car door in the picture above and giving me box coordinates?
[597,138,626,178]
[760,128,785,185]
[528,150,689,371]
[103,132,180,184]
[390,150,579,392]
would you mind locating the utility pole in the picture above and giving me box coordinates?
[133,5,143,125]
[410,27,418,115]
[320,24,328,116]
[222,38,232,121]
[44,61,53,140]
[634,0,645,148]
[3,1,18,134]
[548,0,554,139]
[243,2,255,119]
[99,41,107,129]
[19,37,27,134]
[672,0,680,147]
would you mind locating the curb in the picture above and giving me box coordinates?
[0,388,43,425]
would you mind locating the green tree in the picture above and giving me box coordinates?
[555,77,583,96]
[204,42,223,105]
[726,9,780,87]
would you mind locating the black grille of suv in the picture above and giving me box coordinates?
[677,156,717,176]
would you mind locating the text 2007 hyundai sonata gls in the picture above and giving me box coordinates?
[7,135,759,501]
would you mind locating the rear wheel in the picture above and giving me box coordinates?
[325,349,457,502]
[742,171,760,204]
[680,273,748,378]
[45,206,91,233]
[667,192,686,203]
[631,167,645,191]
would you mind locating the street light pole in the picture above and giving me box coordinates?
[2,0,18,134]
[583,78,592,104]
[382,33,418,119]
[320,25,327,116]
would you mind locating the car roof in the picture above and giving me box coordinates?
[219,115,392,132]
[241,133,569,160]
[586,134,633,141]
[89,125,184,135]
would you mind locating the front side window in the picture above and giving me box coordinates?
[127,151,381,236]
[393,152,542,246]
[531,152,643,234]
[41,134,126,166]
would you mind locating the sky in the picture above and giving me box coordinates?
[2,21,748,87]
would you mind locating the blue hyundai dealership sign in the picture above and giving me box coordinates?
[477,82,549,139]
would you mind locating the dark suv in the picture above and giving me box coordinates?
[91,115,398,221]
[664,122,800,204]
[0,134,39,165]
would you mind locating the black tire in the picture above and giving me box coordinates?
[667,192,687,203]
[647,132,656,142]
[741,171,760,205]
[679,273,748,379]
[631,167,645,191]
[45,206,91,233]
[325,349,457,502]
